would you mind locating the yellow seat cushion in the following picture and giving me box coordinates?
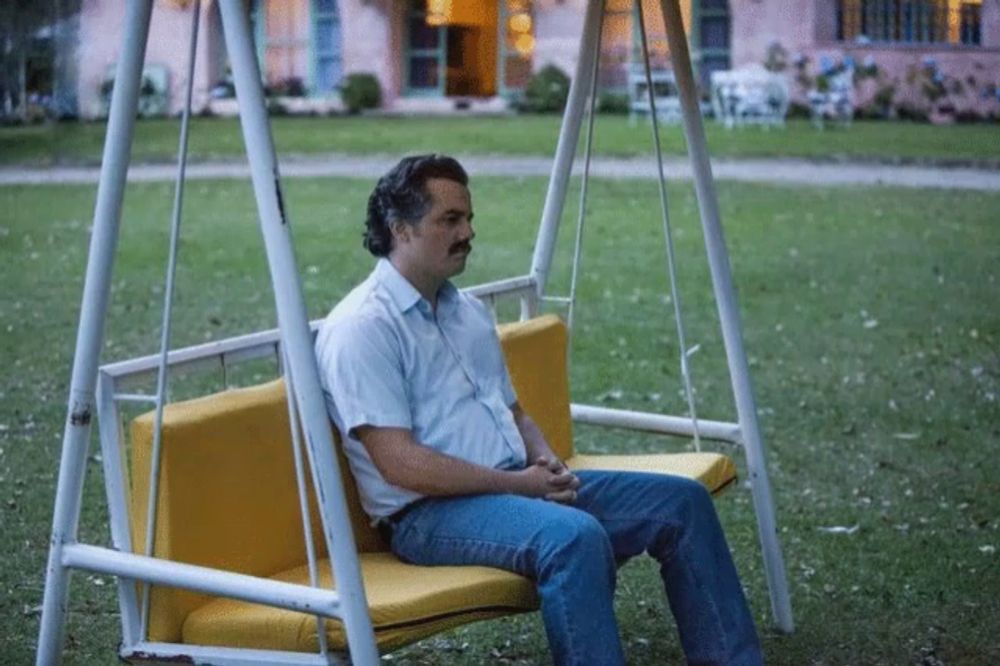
[567,453,737,495]
[130,313,735,653]
[182,552,538,652]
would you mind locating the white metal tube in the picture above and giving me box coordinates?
[657,0,793,632]
[283,360,330,656]
[218,3,379,664]
[122,642,343,666]
[566,2,605,344]
[35,3,154,663]
[570,403,740,443]
[635,1,703,452]
[61,544,341,618]
[96,372,141,647]
[529,0,604,303]
[140,0,201,638]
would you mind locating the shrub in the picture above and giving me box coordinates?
[598,91,629,114]
[340,73,382,114]
[520,64,570,113]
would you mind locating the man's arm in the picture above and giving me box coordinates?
[355,425,579,500]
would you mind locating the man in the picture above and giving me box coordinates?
[315,154,762,665]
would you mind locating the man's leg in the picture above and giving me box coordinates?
[573,470,762,666]
[390,494,626,665]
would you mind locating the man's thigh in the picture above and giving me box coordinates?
[390,493,605,578]
[572,470,716,561]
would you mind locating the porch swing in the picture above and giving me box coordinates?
[35,1,793,664]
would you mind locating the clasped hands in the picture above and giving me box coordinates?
[522,456,581,504]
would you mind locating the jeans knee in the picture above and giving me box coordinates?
[538,511,615,575]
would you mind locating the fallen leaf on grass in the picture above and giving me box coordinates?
[817,524,859,535]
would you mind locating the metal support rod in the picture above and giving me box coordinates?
[96,372,141,648]
[635,0,702,452]
[35,3,154,663]
[529,0,604,304]
[566,1,605,345]
[657,0,793,632]
[140,0,201,639]
[61,544,342,618]
[283,360,331,657]
[571,403,741,444]
[218,3,379,664]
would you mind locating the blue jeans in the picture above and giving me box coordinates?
[389,470,762,665]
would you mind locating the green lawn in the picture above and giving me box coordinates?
[1,176,998,664]
[2,115,999,167]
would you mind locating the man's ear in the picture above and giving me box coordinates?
[390,220,410,245]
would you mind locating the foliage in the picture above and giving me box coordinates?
[266,76,307,98]
[1,178,998,664]
[520,64,571,114]
[339,72,382,114]
[3,116,1000,167]
[598,91,630,115]
[763,42,788,73]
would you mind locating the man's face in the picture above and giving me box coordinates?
[393,177,475,282]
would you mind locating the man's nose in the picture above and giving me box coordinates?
[460,219,475,241]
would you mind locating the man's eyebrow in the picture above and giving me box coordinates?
[443,207,473,219]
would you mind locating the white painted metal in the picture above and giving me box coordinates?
[112,393,159,404]
[634,2,703,452]
[529,0,604,304]
[35,3,154,663]
[61,544,341,617]
[282,359,330,657]
[121,642,343,666]
[96,371,141,648]
[571,403,741,444]
[141,0,201,638]
[656,0,794,632]
[217,2,379,662]
[565,5,604,341]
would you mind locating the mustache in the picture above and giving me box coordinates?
[449,240,472,255]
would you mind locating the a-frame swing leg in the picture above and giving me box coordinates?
[35,3,155,663]
[36,2,380,663]
[217,2,379,662]
[527,0,794,634]
[529,0,604,309]
[657,0,794,633]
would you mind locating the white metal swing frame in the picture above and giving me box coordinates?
[35,1,792,664]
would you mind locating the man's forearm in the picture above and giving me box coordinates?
[383,439,524,496]
[513,405,561,465]
[356,426,555,499]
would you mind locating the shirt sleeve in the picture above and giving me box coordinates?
[321,315,412,435]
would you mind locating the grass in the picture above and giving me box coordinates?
[1,175,998,664]
[1,115,999,167]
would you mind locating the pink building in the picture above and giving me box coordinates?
[71,0,1000,120]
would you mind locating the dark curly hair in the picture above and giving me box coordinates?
[363,154,469,257]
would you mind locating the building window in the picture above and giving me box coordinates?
[312,0,342,93]
[249,0,342,96]
[837,0,982,45]
[499,0,535,93]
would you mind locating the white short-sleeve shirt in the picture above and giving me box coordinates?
[315,259,527,521]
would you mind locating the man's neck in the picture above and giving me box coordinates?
[388,255,443,309]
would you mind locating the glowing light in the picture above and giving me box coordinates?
[514,33,535,56]
[426,0,451,26]
[509,12,532,33]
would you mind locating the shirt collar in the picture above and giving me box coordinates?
[375,258,458,315]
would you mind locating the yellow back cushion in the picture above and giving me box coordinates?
[130,379,383,642]
[498,315,574,461]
